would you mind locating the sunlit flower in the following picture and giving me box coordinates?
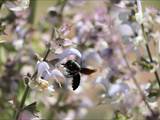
[5,0,30,11]
[13,39,24,50]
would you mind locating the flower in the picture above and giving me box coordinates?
[56,48,82,61]
[36,61,50,78]
[108,82,129,97]
[82,49,103,68]
[29,61,65,92]
[5,0,30,12]
[18,110,39,120]
[118,24,134,36]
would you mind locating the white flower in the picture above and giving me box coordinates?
[57,48,81,60]
[130,29,146,47]
[44,69,65,87]
[36,61,50,77]
[118,24,134,36]
[108,82,129,96]
[5,0,30,11]
[135,13,143,24]
[13,39,24,50]
[83,49,103,68]
[34,61,65,89]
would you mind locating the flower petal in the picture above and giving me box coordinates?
[108,83,129,96]
[83,50,103,68]
[5,0,30,11]
[45,69,65,83]
[36,61,50,77]
[18,110,37,120]
[58,48,81,60]
[118,24,134,36]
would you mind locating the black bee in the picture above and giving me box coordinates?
[63,60,96,90]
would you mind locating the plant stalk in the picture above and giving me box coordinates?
[119,44,155,115]
[137,0,160,89]
[28,0,37,24]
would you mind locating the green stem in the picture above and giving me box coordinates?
[28,0,37,24]
[145,43,160,86]
[15,46,51,119]
[43,47,51,61]
[59,0,68,23]
[15,84,30,120]
[145,43,153,62]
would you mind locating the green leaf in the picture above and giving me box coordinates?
[113,112,129,120]
[23,102,37,114]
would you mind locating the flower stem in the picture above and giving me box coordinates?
[119,44,155,115]
[15,84,30,120]
[28,0,37,24]
[137,0,160,89]
[43,47,51,61]
[141,24,160,88]
[15,45,51,119]
[145,43,160,87]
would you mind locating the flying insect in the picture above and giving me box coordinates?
[63,60,96,90]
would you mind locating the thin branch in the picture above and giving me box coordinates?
[137,0,160,89]
[119,44,155,115]
[15,84,30,120]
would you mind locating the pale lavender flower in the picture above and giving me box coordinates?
[108,82,129,96]
[30,61,65,92]
[118,24,134,36]
[82,49,103,68]
[5,0,30,12]
[36,61,50,78]
[57,48,82,61]
[18,110,38,120]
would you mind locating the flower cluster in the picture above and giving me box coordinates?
[1,0,160,120]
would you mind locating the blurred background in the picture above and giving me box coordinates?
[0,0,160,120]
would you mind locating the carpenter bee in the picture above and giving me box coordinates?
[63,60,96,90]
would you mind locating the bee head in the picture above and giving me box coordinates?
[62,60,81,72]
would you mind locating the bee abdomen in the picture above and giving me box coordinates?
[72,73,80,90]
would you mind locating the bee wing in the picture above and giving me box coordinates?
[72,73,80,90]
[80,68,96,75]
